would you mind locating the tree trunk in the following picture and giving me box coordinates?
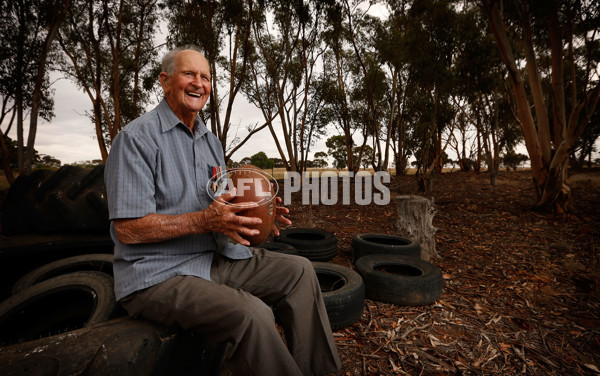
[395,195,438,261]
[382,70,397,171]
[107,0,123,140]
[482,1,545,180]
[0,107,16,183]
[487,2,600,212]
[93,99,109,162]
[0,133,15,184]
[23,0,70,174]
[475,126,482,174]
[15,6,26,173]
[16,93,24,173]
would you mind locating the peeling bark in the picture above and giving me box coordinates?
[395,195,439,261]
[481,0,600,213]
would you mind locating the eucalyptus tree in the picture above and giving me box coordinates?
[326,134,352,169]
[341,0,394,172]
[165,0,264,163]
[401,0,459,193]
[244,0,327,171]
[349,18,393,172]
[571,109,599,168]
[481,0,600,212]
[376,0,415,175]
[447,111,471,172]
[318,1,387,173]
[58,0,159,161]
[468,91,521,185]
[1,0,41,181]
[1,0,67,176]
[298,76,331,171]
[452,4,522,186]
[320,2,357,172]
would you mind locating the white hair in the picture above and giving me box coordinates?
[161,45,204,75]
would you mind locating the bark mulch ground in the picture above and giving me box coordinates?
[283,169,600,376]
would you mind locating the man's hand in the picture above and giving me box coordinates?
[271,196,292,237]
[199,188,263,246]
[113,188,263,246]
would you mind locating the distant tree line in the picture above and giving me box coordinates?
[0,135,61,170]
[1,0,599,212]
[230,136,534,173]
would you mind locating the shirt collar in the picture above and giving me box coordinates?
[156,98,209,138]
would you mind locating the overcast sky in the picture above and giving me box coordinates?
[9,4,594,167]
[10,65,597,167]
[8,72,333,165]
[6,5,392,166]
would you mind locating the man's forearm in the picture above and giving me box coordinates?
[112,191,262,246]
[113,212,207,244]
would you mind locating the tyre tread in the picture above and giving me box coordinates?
[356,254,443,306]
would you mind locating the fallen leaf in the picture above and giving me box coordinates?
[584,363,600,373]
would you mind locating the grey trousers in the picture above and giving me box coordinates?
[119,248,341,376]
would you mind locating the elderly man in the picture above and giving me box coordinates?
[104,45,341,375]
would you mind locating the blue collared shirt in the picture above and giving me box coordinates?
[105,99,252,300]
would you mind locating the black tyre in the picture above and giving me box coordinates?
[355,254,443,306]
[12,254,114,294]
[352,233,420,262]
[274,228,338,261]
[0,271,117,346]
[0,235,114,303]
[0,317,226,376]
[255,241,299,255]
[1,169,53,235]
[313,262,364,331]
[2,165,109,235]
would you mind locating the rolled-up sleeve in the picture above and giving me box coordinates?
[105,129,158,220]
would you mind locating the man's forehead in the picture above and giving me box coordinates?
[175,50,209,71]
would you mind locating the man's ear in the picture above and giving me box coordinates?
[159,72,170,91]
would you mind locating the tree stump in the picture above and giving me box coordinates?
[395,195,438,261]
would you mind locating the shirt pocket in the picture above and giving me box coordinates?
[203,163,227,205]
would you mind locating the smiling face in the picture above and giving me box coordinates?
[159,50,211,129]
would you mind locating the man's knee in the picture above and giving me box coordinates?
[275,253,313,273]
[230,295,276,330]
[291,254,312,269]
[288,255,316,283]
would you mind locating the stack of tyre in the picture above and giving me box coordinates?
[0,253,225,376]
[0,166,223,376]
[0,255,119,346]
[2,165,110,235]
[268,229,444,332]
[266,228,364,331]
[352,233,444,307]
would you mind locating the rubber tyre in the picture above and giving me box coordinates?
[2,165,109,235]
[274,228,338,261]
[312,262,364,330]
[352,233,421,262]
[12,254,114,295]
[1,169,53,235]
[355,254,443,306]
[0,271,117,346]
[255,241,299,255]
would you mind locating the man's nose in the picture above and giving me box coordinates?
[191,75,202,86]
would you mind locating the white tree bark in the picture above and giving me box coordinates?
[395,195,438,261]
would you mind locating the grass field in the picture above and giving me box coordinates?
[258,167,416,180]
[0,165,530,190]
[256,166,517,180]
